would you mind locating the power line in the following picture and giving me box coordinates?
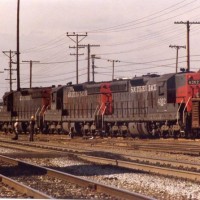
[22,35,66,53]
[89,0,190,33]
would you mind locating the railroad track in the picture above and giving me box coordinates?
[33,134,200,155]
[72,140,200,155]
[0,174,51,199]
[78,154,200,183]
[2,133,200,156]
[0,155,153,200]
[0,138,200,183]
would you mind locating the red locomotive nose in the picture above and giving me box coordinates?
[100,83,113,115]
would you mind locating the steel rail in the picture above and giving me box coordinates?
[0,141,52,153]
[0,174,52,199]
[128,145,200,155]
[123,155,200,171]
[20,141,200,171]
[91,142,200,155]
[0,155,154,200]
[1,139,200,172]
[32,135,200,155]
[78,155,200,182]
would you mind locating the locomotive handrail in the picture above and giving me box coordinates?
[182,96,191,124]
[39,105,45,116]
[97,103,103,116]
[93,105,99,117]
[35,107,40,120]
[39,105,45,117]
[102,106,107,128]
[95,103,103,128]
[176,99,184,124]
[42,106,48,122]
[38,105,45,126]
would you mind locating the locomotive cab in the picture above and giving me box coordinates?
[43,85,64,133]
[51,86,63,111]
[176,72,200,136]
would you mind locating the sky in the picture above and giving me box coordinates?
[1,0,200,98]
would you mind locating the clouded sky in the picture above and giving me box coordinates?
[0,0,200,97]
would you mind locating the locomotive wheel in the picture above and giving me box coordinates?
[55,128,62,134]
[49,128,55,134]
[173,130,180,139]
[197,130,200,138]
[180,131,185,138]
[161,130,168,138]
[168,128,173,137]
[154,130,161,138]
[111,130,118,138]
[123,131,127,138]
[191,130,197,139]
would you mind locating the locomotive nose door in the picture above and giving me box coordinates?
[95,83,113,129]
[100,83,113,115]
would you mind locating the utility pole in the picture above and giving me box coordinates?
[22,60,40,88]
[79,44,100,82]
[66,32,87,84]
[169,45,186,73]
[17,0,20,91]
[3,50,17,91]
[108,59,120,81]
[174,21,200,72]
[91,54,100,82]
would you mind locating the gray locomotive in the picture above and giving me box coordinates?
[43,71,200,138]
[0,87,51,133]
[1,71,200,138]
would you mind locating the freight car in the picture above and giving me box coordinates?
[0,87,51,133]
[42,71,200,138]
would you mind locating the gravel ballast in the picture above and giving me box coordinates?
[21,156,200,200]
